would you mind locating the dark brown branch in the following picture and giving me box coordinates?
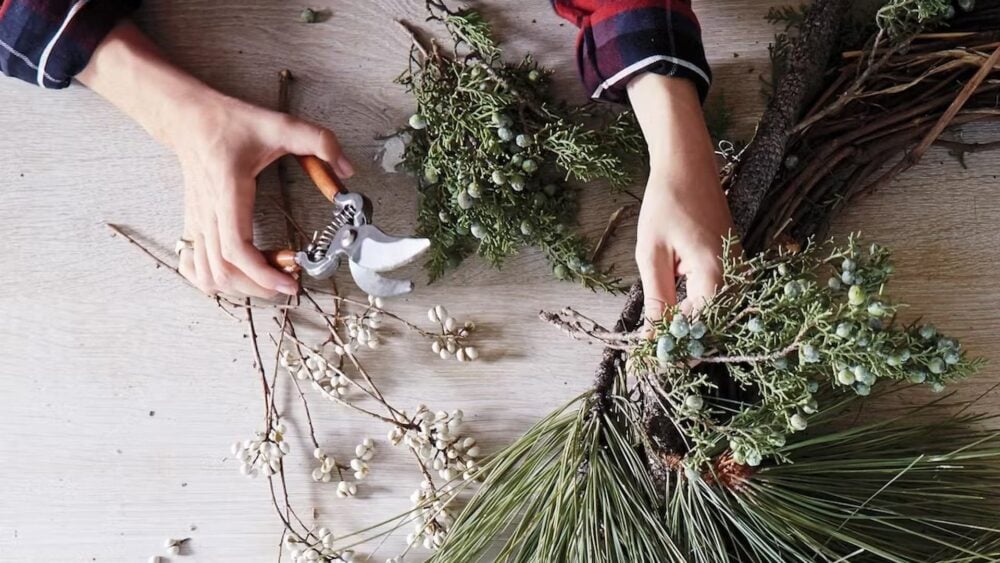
[592,281,645,413]
[727,0,849,240]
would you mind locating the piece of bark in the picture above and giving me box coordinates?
[592,280,644,414]
[728,0,849,243]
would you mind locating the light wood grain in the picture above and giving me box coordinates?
[2,1,999,561]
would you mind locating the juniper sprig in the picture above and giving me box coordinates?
[629,236,982,469]
[397,2,643,291]
[876,0,965,38]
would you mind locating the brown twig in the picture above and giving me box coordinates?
[539,308,636,349]
[397,20,430,59]
[245,299,274,430]
[107,223,179,275]
[267,303,294,422]
[267,195,310,242]
[107,223,244,320]
[299,289,408,421]
[275,329,413,427]
[590,204,638,263]
[793,39,909,135]
[277,70,300,249]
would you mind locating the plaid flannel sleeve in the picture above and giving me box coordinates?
[551,0,711,105]
[0,0,141,89]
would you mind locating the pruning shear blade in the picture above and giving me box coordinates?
[266,155,429,298]
[349,260,416,298]
[347,227,431,272]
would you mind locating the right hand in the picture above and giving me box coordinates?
[170,94,353,298]
[78,21,354,299]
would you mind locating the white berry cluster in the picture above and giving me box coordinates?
[350,438,375,480]
[163,538,186,556]
[339,296,386,353]
[231,421,290,479]
[427,305,479,362]
[311,438,375,498]
[406,482,456,550]
[283,530,354,563]
[389,405,481,482]
[280,349,352,401]
[310,448,343,483]
[320,294,385,356]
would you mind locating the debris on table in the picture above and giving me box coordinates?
[300,8,330,23]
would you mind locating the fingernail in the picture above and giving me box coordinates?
[278,281,300,296]
[337,155,355,178]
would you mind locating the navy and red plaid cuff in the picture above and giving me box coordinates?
[0,0,141,89]
[1,0,709,101]
[553,0,712,105]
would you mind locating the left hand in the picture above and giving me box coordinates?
[627,73,736,321]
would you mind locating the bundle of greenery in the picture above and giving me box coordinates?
[428,237,999,563]
[397,2,642,290]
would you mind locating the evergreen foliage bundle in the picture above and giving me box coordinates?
[398,2,642,290]
[630,237,979,469]
[428,239,1000,563]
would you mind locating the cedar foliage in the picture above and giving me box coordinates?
[398,2,642,290]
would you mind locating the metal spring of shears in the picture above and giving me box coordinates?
[309,204,359,260]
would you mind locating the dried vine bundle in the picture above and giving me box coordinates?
[398,2,642,290]
[740,0,1000,252]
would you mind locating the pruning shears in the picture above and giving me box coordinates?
[267,155,429,297]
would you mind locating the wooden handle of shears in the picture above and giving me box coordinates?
[296,154,346,202]
[266,249,301,274]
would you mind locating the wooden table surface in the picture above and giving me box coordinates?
[3,1,999,561]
